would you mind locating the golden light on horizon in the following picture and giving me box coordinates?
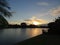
[25,16,47,25]
[32,21,42,25]
[9,17,48,25]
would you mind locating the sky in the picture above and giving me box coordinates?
[6,0,60,24]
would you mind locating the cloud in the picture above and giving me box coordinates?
[25,16,48,25]
[49,6,60,16]
[9,21,20,25]
[37,2,49,6]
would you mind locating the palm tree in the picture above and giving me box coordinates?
[0,0,12,25]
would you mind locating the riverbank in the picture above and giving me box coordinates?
[15,34,47,45]
[15,34,60,45]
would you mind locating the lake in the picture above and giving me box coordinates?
[0,28,48,45]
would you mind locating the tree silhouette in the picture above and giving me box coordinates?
[0,0,12,25]
[0,15,8,25]
[21,22,27,28]
[48,17,60,34]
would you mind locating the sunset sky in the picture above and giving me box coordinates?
[6,0,60,24]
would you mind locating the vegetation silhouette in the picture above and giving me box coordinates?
[20,22,27,28]
[0,0,12,28]
[0,15,8,28]
[48,17,60,34]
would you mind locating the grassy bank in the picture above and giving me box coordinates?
[15,34,60,45]
[15,34,47,45]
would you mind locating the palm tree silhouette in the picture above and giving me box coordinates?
[0,0,12,25]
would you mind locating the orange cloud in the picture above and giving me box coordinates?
[25,17,48,25]
[49,6,60,16]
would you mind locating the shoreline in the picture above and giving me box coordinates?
[0,24,48,29]
[0,27,48,29]
[15,34,60,45]
[15,34,47,45]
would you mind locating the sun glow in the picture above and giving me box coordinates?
[32,21,41,25]
[25,16,47,25]
[30,17,42,25]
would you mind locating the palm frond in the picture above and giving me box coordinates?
[0,0,10,9]
[0,7,12,17]
[0,15,8,25]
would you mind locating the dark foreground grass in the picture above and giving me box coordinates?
[15,34,47,45]
[15,34,60,45]
[47,34,60,45]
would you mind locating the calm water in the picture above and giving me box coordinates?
[0,28,48,45]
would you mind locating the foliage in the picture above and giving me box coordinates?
[0,0,12,17]
[0,0,12,25]
[48,17,60,34]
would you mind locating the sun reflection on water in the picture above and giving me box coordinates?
[26,28,42,37]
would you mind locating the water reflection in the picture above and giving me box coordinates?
[26,28,42,37]
[0,28,48,45]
